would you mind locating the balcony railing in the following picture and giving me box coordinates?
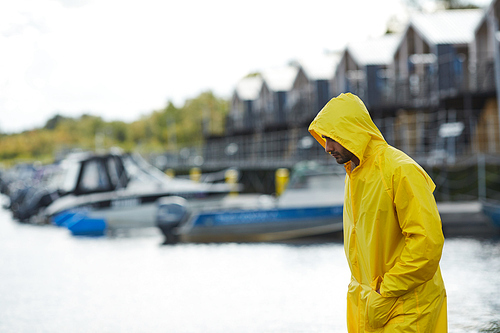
[151,107,500,172]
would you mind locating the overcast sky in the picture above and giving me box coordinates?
[0,0,491,133]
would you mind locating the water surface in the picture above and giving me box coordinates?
[0,198,498,332]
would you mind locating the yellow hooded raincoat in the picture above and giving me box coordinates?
[309,93,447,332]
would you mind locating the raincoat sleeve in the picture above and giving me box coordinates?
[380,163,444,298]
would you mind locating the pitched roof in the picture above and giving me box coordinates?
[473,0,500,35]
[346,33,402,66]
[298,52,342,80]
[262,66,299,92]
[410,9,484,45]
[234,76,263,101]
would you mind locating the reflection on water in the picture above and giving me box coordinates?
[441,237,500,333]
[0,200,499,332]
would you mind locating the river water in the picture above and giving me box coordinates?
[0,197,499,333]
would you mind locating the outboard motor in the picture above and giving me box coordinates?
[156,196,189,244]
[17,188,60,223]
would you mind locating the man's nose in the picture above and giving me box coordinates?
[325,142,333,153]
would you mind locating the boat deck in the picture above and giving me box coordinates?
[437,201,500,238]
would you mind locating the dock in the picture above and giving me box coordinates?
[438,201,499,238]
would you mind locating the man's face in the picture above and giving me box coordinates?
[323,135,355,165]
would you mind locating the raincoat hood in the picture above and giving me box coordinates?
[308,93,386,167]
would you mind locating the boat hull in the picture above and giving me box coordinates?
[47,191,230,233]
[177,205,343,243]
[480,200,500,229]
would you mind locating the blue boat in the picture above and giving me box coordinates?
[156,162,346,243]
[480,200,500,229]
[176,204,343,243]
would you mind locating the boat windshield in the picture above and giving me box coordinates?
[122,153,170,185]
[277,164,345,207]
[106,156,127,189]
[287,171,345,191]
[49,160,81,193]
[78,159,111,192]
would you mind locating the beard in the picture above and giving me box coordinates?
[331,149,355,165]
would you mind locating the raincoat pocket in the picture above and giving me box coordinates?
[365,289,404,329]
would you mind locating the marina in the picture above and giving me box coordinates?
[3,3,500,330]
[0,196,499,333]
[3,152,500,242]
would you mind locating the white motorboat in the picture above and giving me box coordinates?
[40,150,236,232]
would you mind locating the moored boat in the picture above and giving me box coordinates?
[4,150,237,233]
[157,161,346,243]
[480,200,500,229]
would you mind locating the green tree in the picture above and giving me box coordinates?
[44,114,69,130]
[0,90,229,164]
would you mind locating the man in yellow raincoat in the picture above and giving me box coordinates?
[309,93,447,332]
